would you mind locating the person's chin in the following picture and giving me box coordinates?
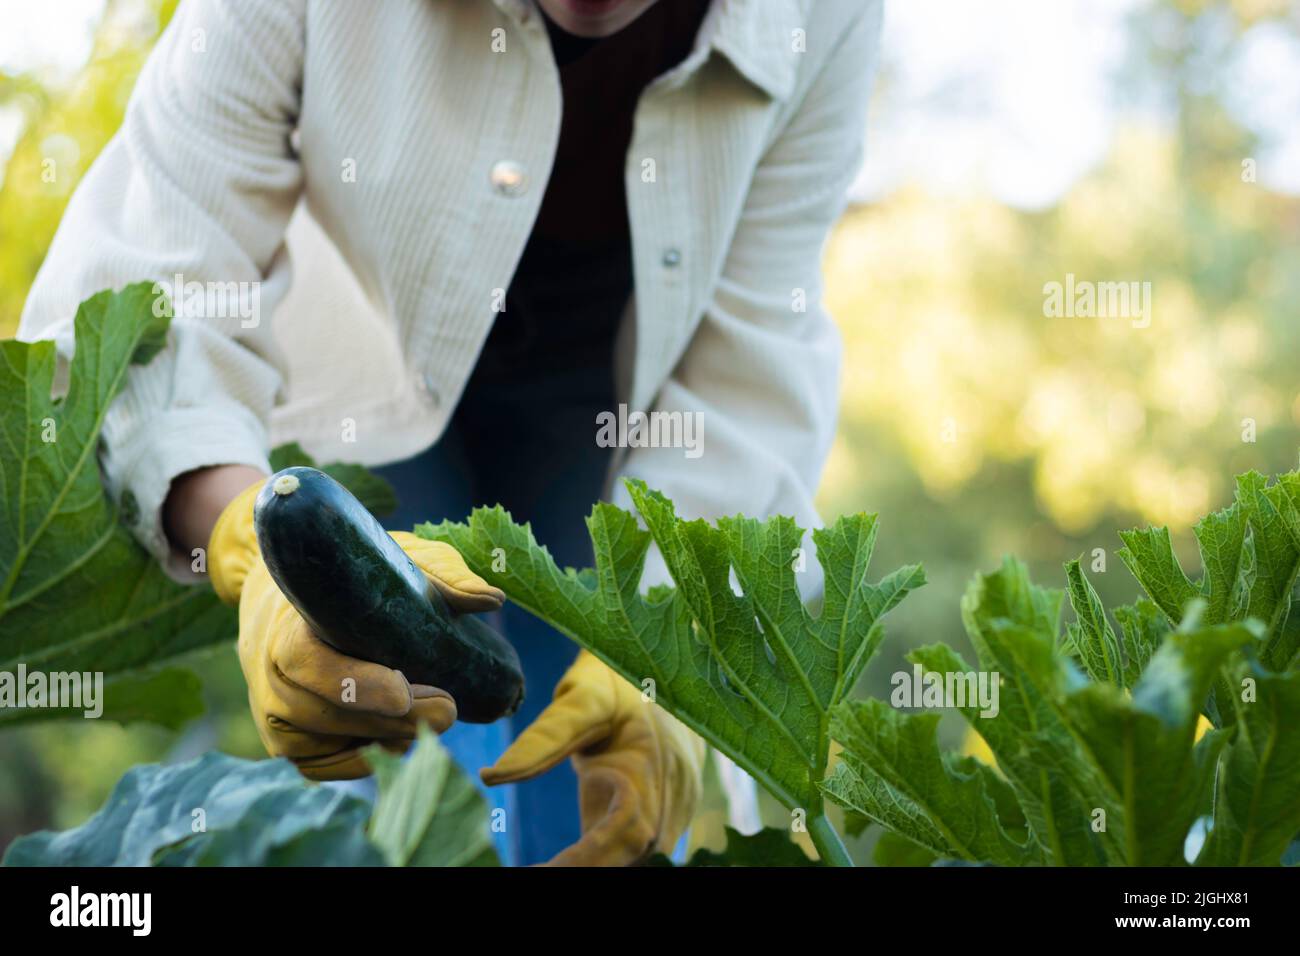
[544,0,645,38]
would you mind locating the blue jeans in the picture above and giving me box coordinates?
[366,382,616,865]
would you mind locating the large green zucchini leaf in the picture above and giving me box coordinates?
[0,283,393,729]
[1195,661,1300,866]
[828,466,1300,868]
[827,562,1254,865]
[1114,471,1300,724]
[0,284,231,715]
[422,479,924,814]
[822,697,1037,866]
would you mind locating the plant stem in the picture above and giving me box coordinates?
[808,813,854,867]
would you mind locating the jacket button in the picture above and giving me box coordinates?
[419,372,442,407]
[662,247,682,268]
[489,160,527,197]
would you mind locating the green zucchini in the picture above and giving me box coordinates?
[253,466,524,723]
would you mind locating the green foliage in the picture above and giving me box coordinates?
[837,471,1300,867]
[0,669,204,731]
[823,697,1034,865]
[0,283,230,722]
[1113,600,1168,689]
[0,1,179,335]
[1196,661,1300,866]
[422,479,924,820]
[0,284,394,731]
[430,472,1300,867]
[366,726,498,867]
[2,727,491,867]
[1064,559,1123,686]
[8,466,1300,867]
[1115,471,1300,726]
[1229,473,1300,671]
[911,561,1108,866]
[872,829,938,867]
[1,751,382,866]
[1053,627,1244,866]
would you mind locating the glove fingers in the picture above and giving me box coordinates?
[542,767,654,867]
[275,733,419,781]
[294,744,377,781]
[270,617,417,718]
[409,689,458,734]
[267,675,453,742]
[237,539,459,780]
[391,531,505,612]
[480,691,610,786]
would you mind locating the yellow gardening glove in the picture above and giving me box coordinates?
[208,480,504,780]
[482,650,706,866]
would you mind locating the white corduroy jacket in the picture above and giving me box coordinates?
[19,0,881,589]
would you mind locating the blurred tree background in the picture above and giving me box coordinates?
[1,0,1298,859]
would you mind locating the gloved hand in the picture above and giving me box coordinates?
[208,479,504,780]
[482,650,706,866]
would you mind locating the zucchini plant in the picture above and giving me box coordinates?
[5,282,1299,867]
[426,470,1300,867]
[422,480,927,865]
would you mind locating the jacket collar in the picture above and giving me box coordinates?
[700,0,804,101]
[486,0,806,101]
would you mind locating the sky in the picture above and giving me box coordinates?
[855,0,1300,205]
[1,0,1298,205]
[854,0,1138,207]
[0,0,102,75]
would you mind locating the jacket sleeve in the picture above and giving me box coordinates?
[17,0,306,581]
[611,1,883,598]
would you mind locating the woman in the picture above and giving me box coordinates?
[19,0,882,865]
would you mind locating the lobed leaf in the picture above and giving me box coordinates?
[0,285,232,721]
[1232,472,1300,670]
[1196,662,1300,866]
[821,698,1034,865]
[422,478,924,812]
[1049,623,1250,865]
[1065,558,1123,686]
[951,559,1110,864]
[0,284,396,729]
[1112,599,1169,687]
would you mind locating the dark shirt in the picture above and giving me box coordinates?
[464,0,710,392]
[451,1,709,510]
